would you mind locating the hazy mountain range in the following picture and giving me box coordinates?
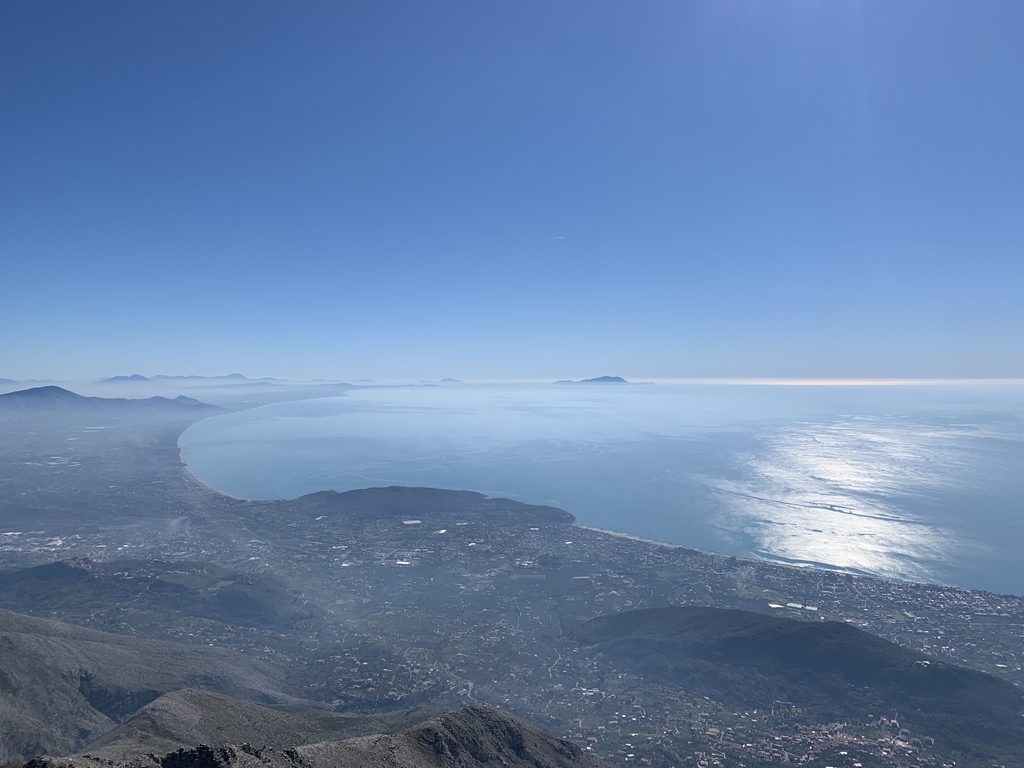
[0,386,220,413]
[100,374,280,383]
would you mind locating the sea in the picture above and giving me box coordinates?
[178,381,1024,596]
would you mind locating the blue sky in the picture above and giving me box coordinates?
[3,1,1022,381]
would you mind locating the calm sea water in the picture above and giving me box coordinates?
[179,383,1024,595]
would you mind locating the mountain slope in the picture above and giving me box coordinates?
[79,690,447,761]
[575,606,1024,765]
[0,609,311,763]
[0,559,316,634]
[0,386,219,412]
[27,705,612,768]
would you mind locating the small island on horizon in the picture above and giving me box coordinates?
[552,375,630,385]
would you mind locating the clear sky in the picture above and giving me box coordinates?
[3,1,1022,382]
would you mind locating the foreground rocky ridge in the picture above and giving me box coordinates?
[24,706,612,768]
[62,689,446,762]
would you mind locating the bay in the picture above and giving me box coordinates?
[179,382,1024,595]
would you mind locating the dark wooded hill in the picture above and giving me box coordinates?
[293,486,575,525]
[575,606,1024,766]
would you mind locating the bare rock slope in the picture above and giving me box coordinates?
[27,706,612,768]
[0,609,308,763]
[79,690,446,762]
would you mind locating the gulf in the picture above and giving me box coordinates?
[178,382,1024,596]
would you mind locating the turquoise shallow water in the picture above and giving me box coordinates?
[179,382,1024,595]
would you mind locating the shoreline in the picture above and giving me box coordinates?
[174,428,1017,598]
[170,437,1022,601]
[576,524,685,551]
[179,461,254,502]
[173,467,1021,599]
[579,525,876,580]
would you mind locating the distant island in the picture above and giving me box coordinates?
[552,376,629,385]
[101,373,151,382]
[100,373,278,383]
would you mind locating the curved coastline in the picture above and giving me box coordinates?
[176,416,899,588]
[174,414,932,588]
[174,449,954,593]
[177,411,256,502]
[171,385,1024,596]
[174,438,997,594]
[180,461,254,502]
[576,524,683,551]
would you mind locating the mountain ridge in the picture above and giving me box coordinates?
[21,705,612,768]
[70,689,448,762]
[0,387,220,412]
